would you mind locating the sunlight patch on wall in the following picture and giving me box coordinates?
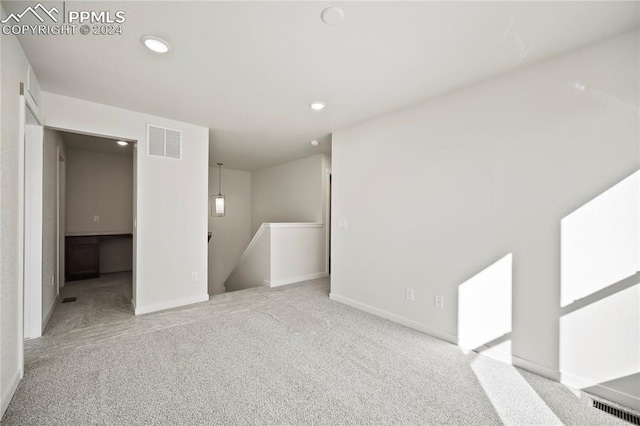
[560,285,640,390]
[458,254,512,351]
[561,172,639,307]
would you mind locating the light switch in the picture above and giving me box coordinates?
[93,215,100,222]
[406,288,414,301]
[338,219,348,229]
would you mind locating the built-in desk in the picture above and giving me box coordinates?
[66,233,133,281]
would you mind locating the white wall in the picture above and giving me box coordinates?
[331,32,639,409]
[225,223,326,291]
[0,29,30,415]
[269,224,326,286]
[208,167,251,295]
[65,147,133,275]
[42,129,64,326]
[225,226,270,292]
[42,93,209,314]
[251,154,327,235]
[65,148,133,235]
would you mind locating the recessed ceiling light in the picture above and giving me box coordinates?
[573,81,586,92]
[310,140,319,147]
[117,141,128,146]
[321,7,345,25]
[310,102,326,111]
[141,36,171,53]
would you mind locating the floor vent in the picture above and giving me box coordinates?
[593,400,640,424]
[61,297,77,304]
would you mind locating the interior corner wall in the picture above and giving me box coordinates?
[42,129,65,326]
[331,31,639,409]
[208,167,251,295]
[41,92,209,313]
[251,154,325,235]
[65,147,133,274]
[0,30,30,415]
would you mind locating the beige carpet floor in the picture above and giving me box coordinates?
[2,275,630,425]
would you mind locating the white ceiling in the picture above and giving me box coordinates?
[62,131,133,156]
[9,1,639,170]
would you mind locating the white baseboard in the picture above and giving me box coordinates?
[586,384,640,411]
[42,294,58,331]
[329,292,639,411]
[134,294,209,315]
[511,354,561,381]
[560,371,640,411]
[471,342,561,382]
[329,292,458,345]
[265,272,328,288]
[1,368,22,417]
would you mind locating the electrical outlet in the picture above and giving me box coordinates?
[338,218,348,229]
[93,215,100,222]
[434,296,444,309]
[191,272,198,282]
[406,288,414,301]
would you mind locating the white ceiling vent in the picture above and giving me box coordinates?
[147,125,182,159]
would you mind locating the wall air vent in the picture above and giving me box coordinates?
[147,125,182,159]
[592,400,640,424]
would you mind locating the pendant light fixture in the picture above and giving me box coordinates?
[213,163,225,217]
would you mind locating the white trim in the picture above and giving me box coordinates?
[1,368,22,417]
[131,298,136,314]
[470,342,561,381]
[23,93,44,340]
[42,294,58,331]
[560,371,640,411]
[27,65,41,106]
[22,83,42,125]
[57,148,66,289]
[264,272,328,287]
[134,293,209,315]
[511,354,561,381]
[329,292,459,345]
[582,383,640,411]
[324,168,331,276]
[265,222,323,228]
[56,146,62,293]
[330,293,639,411]
[17,93,26,371]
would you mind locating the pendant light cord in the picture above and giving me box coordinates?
[217,163,223,195]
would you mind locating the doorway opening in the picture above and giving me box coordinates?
[22,122,137,339]
[44,131,135,336]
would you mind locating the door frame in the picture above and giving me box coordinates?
[20,83,44,341]
[324,168,332,276]
[56,147,66,293]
